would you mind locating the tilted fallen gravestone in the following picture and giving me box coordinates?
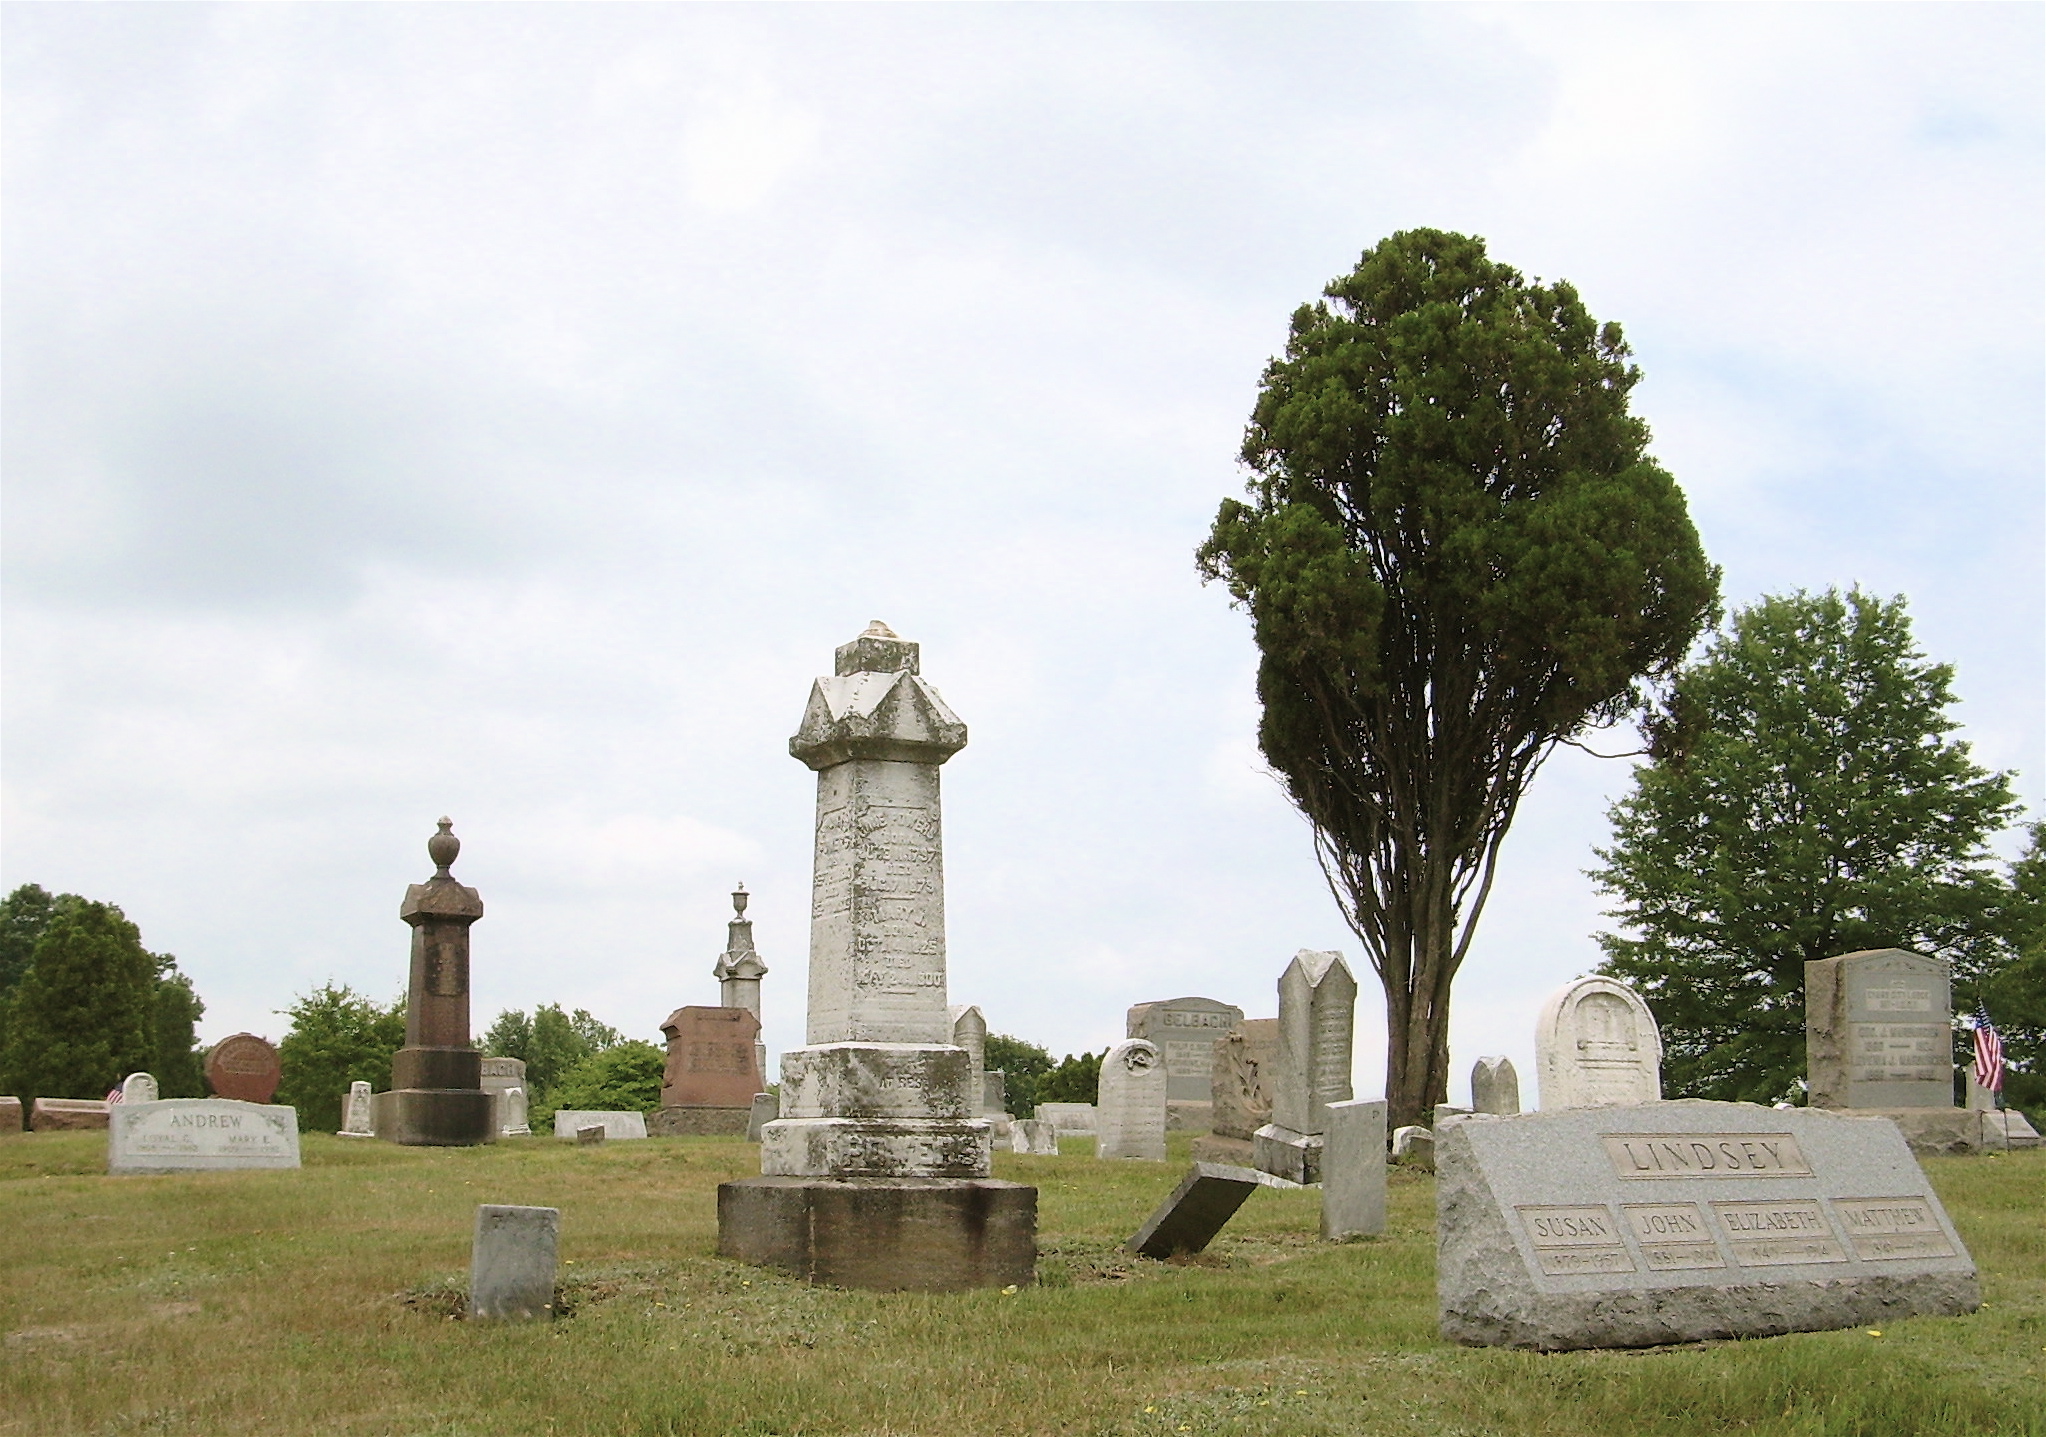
[1437,1101,1978,1351]
[575,1124,606,1146]
[470,1205,558,1321]
[1127,1162,1288,1259]
[109,1098,301,1174]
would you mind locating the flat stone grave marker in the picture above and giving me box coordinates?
[32,1097,110,1130]
[1036,1102,1096,1134]
[109,1099,302,1174]
[470,1205,558,1321]
[1127,1162,1289,1259]
[1011,1118,1058,1155]
[1320,1098,1387,1240]
[553,1110,648,1140]
[1437,1100,1978,1351]
[205,1034,283,1105]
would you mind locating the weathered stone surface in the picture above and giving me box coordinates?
[339,1081,375,1137]
[205,1035,282,1105]
[384,819,493,1147]
[1536,976,1662,1109]
[949,1005,987,1075]
[109,1099,301,1174]
[470,1205,558,1321]
[1997,1110,2041,1148]
[31,1097,109,1130]
[761,1116,992,1177]
[747,1092,779,1142]
[660,1006,764,1109]
[1807,949,1953,1111]
[1321,1098,1387,1240]
[553,1110,648,1140]
[778,1043,975,1119]
[1098,1040,1167,1161]
[499,1085,531,1137]
[1438,1101,1979,1351]
[1472,1057,1520,1116]
[1391,1125,1435,1171]
[1127,1163,1276,1258]
[480,1057,526,1135]
[1036,1102,1096,1133]
[1435,1105,1473,1125]
[1164,1100,1212,1133]
[1128,997,1246,1104]
[648,1105,750,1137]
[576,1125,606,1145]
[1272,951,1356,1136]
[0,1097,22,1135]
[1253,1123,1321,1185]
[119,1073,159,1105]
[1011,1118,1058,1155]
[1211,1019,1278,1141]
[1191,1132,1255,1166]
[718,1177,1036,1291]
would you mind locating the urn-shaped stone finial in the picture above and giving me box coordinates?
[732,883,749,919]
[428,817,460,877]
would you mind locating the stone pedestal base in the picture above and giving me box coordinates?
[1829,1107,1993,1157]
[1166,1101,1214,1133]
[374,1088,494,1146]
[1254,1122,1323,1185]
[648,1105,751,1137]
[718,1176,1036,1291]
[761,1116,992,1178]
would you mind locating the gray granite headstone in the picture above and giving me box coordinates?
[1437,1101,1978,1351]
[1035,1102,1096,1134]
[1271,951,1356,1135]
[469,1204,558,1321]
[1320,1098,1387,1240]
[1126,997,1246,1104]
[746,1092,779,1142]
[1807,949,1953,1110]
[1471,1056,1520,1116]
[108,1099,302,1174]
[1127,1162,1286,1259]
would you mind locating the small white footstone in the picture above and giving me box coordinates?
[552,1110,648,1140]
[1437,1101,1979,1351]
[109,1099,301,1174]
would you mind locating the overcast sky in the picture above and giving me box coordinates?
[5,3,2040,1107]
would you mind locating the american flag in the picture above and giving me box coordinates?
[1972,1006,2004,1094]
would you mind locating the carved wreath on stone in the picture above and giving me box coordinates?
[1121,1043,1158,1073]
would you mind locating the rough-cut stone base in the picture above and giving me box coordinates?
[1828,1107,1986,1157]
[1166,1101,1214,1133]
[760,1116,991,1178]
[0,1096,23,1135]
[648,1105,751,1137]
[1253,1122,1322,1185]
[31,1098,110,1131]
[718,1176,1036,1291]
[375,1088,494,1146]
[1191,1133,1255,1166]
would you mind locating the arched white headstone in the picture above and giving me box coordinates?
[1535,976,1662,1109]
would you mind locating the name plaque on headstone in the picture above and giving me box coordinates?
[1438,1101,1976,1351]
[109,1099,302,1174]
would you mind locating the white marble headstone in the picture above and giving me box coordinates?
[1536,977,1663,1109]
[339,1080,375,1137]
[120,1073,159,1105]
[1097,1039,1167,1161]
[500,1085,531,1137]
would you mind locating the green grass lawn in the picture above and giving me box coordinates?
[2,1130,2040,1436]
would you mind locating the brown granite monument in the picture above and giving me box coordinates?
[650,1005,763,1136]
[375,818,493,1146]
[204,1034,282,1103]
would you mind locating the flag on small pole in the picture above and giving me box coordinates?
[1972,1005,2004,1095]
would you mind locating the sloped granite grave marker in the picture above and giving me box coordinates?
[109,1098,301,1174]
[1126,1163,1282,1259]
[1437,1101,1978,1350]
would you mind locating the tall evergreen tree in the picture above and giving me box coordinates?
[1593,589,2020,1103]
[1,897,159,1102]
[1198,228,1718,1127]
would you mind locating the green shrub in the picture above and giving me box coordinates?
[985,1033,1054,1115]
[1038,1048,1104,1105]
[276,984,405,1131]
[534,1040,664,1130]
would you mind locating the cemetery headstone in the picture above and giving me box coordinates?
[1127,1163,1285,1259]
[1255,950,1356,1184]
[1011,1118,1058,1155]
[718,623,1034,1291]
[1321,1098,1388,1240]
[949,1005,987,1076]
[205,1035,281,1104]
[31,1097,110,1130]
[470,1205,558,1321]
[480,1056,526,1135]
[120,1073,159,1105]
[1097,1039,1168,1160]
[500,1085,531,1137]
[109,1098,302,1174]
[1437,1101,1979,1350]
[655,1005,762,1134]
[379,819,494,1146]
[553,1110,648,1140]
[1535,976,1663,1109]
[1035,1102,1096,1134]
[1210,1019,1278,1141]
[576,1124,606,1146]
[1807,949,1985,1155]
[746,1091,779,1143]
[1471,1056,1521,1116]
[1391,1125,1435,1171]
[1128,996,1244,1129]
[339,1081,375,1137]
[0,1096,22,1135]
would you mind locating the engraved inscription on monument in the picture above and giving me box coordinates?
[1603,1132,1813,1179]
[1711,1199,1847,1267]
[1515,1205,1636,1276]
[1833,1196,1958,1261]
[1622,1203,1724,1270]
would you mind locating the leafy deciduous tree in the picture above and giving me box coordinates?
[1593,589,2020,1103]
[1198,228,1718,1128]
[984,1033,1055,1116]
[1036,1049,1103,1106]
[1984,825,2046,1113]
[275,983,406,1130]
[482,1003,623,1111]
[1,898,159,1102]
[538,1040,665,1129]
